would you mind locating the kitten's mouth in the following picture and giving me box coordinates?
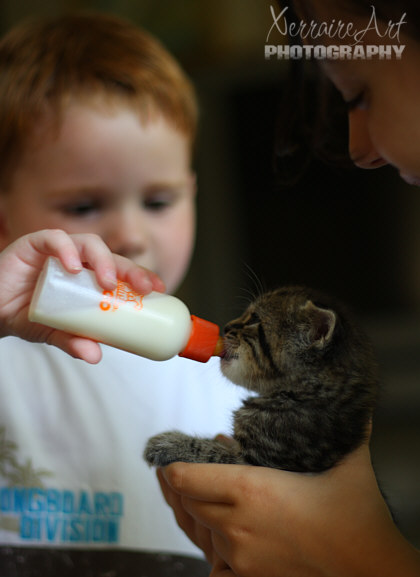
[220,346,239,362]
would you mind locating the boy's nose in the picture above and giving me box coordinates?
[106,207,149,259]
[348,108,388,169]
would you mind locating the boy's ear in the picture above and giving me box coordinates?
[302,300,336,349]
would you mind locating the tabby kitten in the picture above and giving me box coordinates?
[144,286,379,472]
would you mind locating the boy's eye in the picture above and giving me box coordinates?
[143,191,176,212]
[61,198,103,217]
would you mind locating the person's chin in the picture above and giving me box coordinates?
[400,172,420,187]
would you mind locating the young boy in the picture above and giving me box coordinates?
[0,12,243,574]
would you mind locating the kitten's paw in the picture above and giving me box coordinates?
[143,431,193,467]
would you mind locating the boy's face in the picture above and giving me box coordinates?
[0,102,196,293]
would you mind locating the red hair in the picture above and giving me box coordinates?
[0,12,198,187]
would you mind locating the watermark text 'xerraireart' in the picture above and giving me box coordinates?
[265,5,407,59]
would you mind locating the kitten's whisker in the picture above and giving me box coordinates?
[241,262,266,299]
[236,289,256,308]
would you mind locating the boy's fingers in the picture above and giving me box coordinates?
[72,234,165,294]
[44,328,103,364]
[21,229,82,272]
[21,229,113,278]
[14,228,164,301]
[66,335,103,364]
[111,254,158,294]
[124,264,166,294]
[71,233,118,288]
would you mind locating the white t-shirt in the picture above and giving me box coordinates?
[0,337,244,564]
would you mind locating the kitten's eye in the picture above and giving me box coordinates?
[247,312,260,326]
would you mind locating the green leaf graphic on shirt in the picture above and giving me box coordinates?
[0,426,53,486]
[0,426,53,534]
[7,458,53,487]
[0,426,18,475]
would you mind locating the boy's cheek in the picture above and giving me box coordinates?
[161,235,195,294]
[0,204,20,248]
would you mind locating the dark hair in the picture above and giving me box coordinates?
[274,0,416,183]
[274,2,351,184]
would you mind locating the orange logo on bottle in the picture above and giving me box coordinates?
[99,281,144,312]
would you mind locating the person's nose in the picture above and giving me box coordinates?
[348,108,388,169]
[105,205,149,259]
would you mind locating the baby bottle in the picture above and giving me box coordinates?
[29,257,223,362]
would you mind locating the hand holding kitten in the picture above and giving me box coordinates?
[157,444,420,577]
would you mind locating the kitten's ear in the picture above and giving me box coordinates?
[302,301,336,349]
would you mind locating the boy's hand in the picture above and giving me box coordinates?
[0,229,165,362]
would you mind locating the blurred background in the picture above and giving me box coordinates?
[2,0,420,548]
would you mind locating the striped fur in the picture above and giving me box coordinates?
[144,286,379,472]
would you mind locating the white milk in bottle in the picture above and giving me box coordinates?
[29,258,223,362]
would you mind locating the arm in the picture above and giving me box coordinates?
[0,229,165,363]
[158,444,420,577]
